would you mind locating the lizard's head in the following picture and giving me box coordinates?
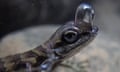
[46,3,98,58]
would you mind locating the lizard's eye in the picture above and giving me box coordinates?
[62,30,79,44]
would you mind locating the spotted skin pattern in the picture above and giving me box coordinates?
[0,3,98,72]
[0,46,47,72]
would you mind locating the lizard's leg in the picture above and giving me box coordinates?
[40,59,53,72]
[40,53,59,72]
[26,62,32,72]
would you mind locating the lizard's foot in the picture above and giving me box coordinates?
[26,62,32,72]
[40,59,54,72]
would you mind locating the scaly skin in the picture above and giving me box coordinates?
[0,3,98,72]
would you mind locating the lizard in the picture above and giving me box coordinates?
[0,3,98,72]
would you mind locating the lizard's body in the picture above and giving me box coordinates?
[0,3,98,72]
[0,45,47,71]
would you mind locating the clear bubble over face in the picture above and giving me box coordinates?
[75,3,95,24]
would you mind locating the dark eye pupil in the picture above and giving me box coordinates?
[65,32,76,39]
[62,30,79,44]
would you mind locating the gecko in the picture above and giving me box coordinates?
[0,3,98,72]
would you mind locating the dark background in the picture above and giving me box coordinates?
[0,0,94,39]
